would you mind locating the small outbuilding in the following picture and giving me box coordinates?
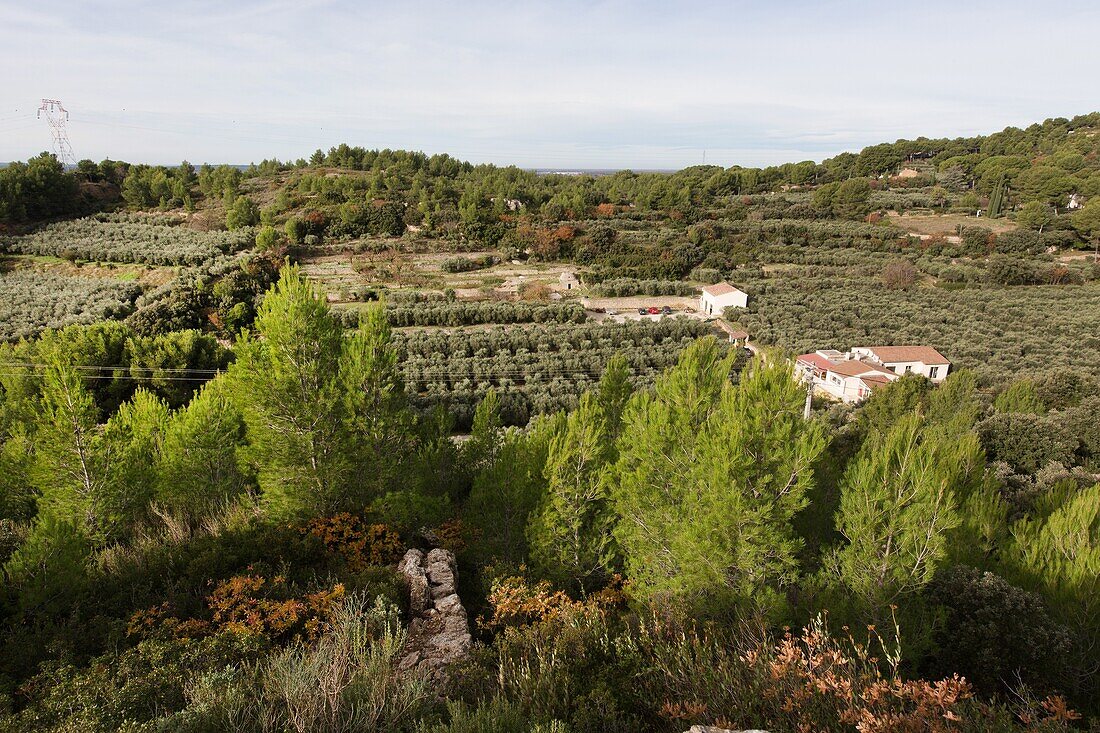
[699,282,748,316]
[559,271,580,291]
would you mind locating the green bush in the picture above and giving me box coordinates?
[925,565,1072,697]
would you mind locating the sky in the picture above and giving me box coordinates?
[2,0,1099,169]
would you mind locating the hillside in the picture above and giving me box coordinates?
[1,115,1100,731]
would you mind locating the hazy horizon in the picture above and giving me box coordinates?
[4,0,1099,169]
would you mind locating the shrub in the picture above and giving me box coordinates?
[204,575,346,640]
[880,260,918,290]
[994,229,1043,255]
[442,255,497,273]
[225,197,259,231]
[255,225,280,250]
[0,631,267,732]
[977,413,1076,475]
[986,255,1041,286]
[300,514,404,571]
[958,225,993,254]
[167,595,431,733]
[518,281,551,302]
[925,566,1072,697]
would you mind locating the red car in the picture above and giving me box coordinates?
[647,306,660,315]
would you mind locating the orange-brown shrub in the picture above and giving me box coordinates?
[301,513,404,571]
[431,518,470,555]
[128,575,346,641]
[206,574,345,640]
[642,612,1081,733]
[517,281,551,302]
[480,574,625,631]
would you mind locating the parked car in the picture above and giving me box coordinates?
[647,306,660,315]
[606,308,618,315]
[661,305,672,315]
[638,307,648,315]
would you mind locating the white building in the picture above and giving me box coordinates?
[796,345,951,403]
[850,345,951,382]
[1068,193,1083,210]
[698,282,748,316]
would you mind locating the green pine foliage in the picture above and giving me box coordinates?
[6,113,1100,727]
[610,339,826,615]
[155,380,250,520]
[228,264,410,518]
[527,392,617,591]
[825,413,983,618]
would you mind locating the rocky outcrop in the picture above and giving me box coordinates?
[397,548,471,685]
[684,727,769,733]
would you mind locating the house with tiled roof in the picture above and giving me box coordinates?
[796,345,951,403]
[698,282,747,316]
[851,346,950,382]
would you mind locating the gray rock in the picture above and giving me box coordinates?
[397,547,471,688]
[397,549,431,616]
[425,548,458,599]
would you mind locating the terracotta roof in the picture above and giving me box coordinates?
[859,374,893,387]
[797,353,833,371]
[702,282,741,297]
[725,330,749,340]
[861,346,950,365]
[828,359,885,378]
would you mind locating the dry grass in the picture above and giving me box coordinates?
[0,253,177,286]
[886,212,1018,237]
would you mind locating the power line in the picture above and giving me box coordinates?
[0,372,216,382]
[3,362,224,375]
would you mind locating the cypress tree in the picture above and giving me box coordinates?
[988,174,1006,218]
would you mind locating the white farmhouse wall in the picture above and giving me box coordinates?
[699,289,748,316]
[878,360,948,381]
[813,371,868,403]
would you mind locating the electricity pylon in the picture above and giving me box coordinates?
[37,99,76,166]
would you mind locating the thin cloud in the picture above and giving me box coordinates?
[3,0,1098,167]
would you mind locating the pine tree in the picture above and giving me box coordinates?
[229,266,349,517]
[228,265,408,518]
[827,414,981,617]
[1008,484,1100,695]
[340,303,416,502]
[528,393,617,591]
[925,368,982,429]
[31,352,110,538]
[156,379,250,520]
[596,353,633,442]
[102,388,169,536]
[463,388,504,475]
[994,379,1046,414]
[610,340,825,614]
[609,338,733,601]
[465,412,564,563]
